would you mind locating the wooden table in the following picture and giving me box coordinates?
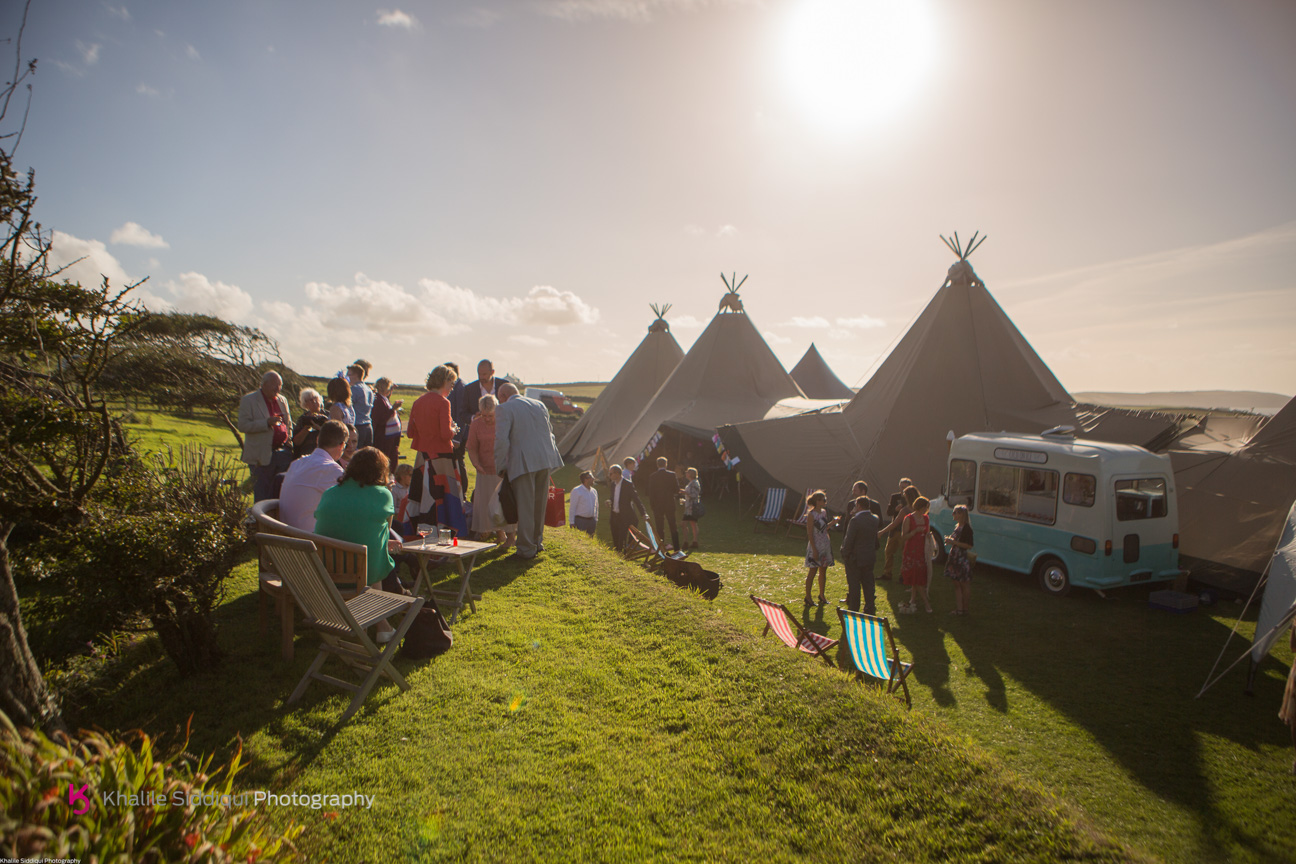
[401,538,497,624]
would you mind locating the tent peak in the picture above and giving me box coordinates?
[648,302,672,333]
[719,272,747,314]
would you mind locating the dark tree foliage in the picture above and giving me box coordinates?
[104,312,307,448]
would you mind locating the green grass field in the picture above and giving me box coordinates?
[83,401,1296,862]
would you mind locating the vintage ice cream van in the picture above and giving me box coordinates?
[930,428,1185,595]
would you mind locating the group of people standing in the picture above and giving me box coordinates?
[807,477,975,618]
[586,456,703,553]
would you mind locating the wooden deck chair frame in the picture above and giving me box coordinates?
[754,488,788,533]
[749,594,838,667]
[785,487,817,537]
[836,607,913,709]
[623,525,654,563]
[255,534,425,723]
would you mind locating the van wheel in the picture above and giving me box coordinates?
[1037,557,1071,596]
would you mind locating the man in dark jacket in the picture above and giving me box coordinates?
[647,456,682,552]
[841,496,883,614]
[607,464,645,552]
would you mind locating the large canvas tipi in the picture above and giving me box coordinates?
[559,304,684,465]
[720,235,1079,503]
[609,275,805,463]
[789,343,854,399]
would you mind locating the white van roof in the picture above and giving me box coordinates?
[955,431,1172,473]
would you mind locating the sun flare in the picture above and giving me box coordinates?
[779,0,936,131]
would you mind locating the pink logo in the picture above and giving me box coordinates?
[67,783,90,815]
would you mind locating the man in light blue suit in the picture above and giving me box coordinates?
[494,383,565,561]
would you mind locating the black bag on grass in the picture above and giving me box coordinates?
[400,596,453,659]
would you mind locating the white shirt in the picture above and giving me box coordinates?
[570,484,598,521]
[611,479,623,513]
[278,448,344,532]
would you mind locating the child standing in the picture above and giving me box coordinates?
[681,467,702,549]
[803,490,836,606]
[390,463,414,536]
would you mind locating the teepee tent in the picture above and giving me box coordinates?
[789,343,855,400]
[720,234,1080,504]
[609,275,805,464]
[559,304,684,465]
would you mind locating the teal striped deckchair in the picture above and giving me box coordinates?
[836,608,913,709]
[754,488,788,532]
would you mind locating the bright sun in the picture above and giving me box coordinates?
[779,0,937,131]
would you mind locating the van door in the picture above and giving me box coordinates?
[1111,476,1168,581]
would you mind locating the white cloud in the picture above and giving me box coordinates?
[167,272,255,320]
[49,231,132,290]
[305,274,462,336]
[510,334,549,347]
[136,83,160,97]
[185,44,201,61]
[683,223,706,238]
[417,279,600,326]
[835,315,886,329]
[145,257,161,270]
[104,4,131,21]
[762,330,792,345]
[717,224,739,238]
[787,316,830,328]
[110,221,170,248]
[669,314,703,329]
[78,41,101,65]
[377,9,419,29]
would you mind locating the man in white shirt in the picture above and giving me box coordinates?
[606,464,645,551]
[569,470,599,536]
[278,420,349,532]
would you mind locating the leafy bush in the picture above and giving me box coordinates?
[17,445,249,675]
[0,712,303,862]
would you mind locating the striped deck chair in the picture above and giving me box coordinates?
[642,522,689,572]
[754,488,788,532]
[256,534,425,723]
[750,595,838,667]
[785,487,817,536]
[836,608,914,709]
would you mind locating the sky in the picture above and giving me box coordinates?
[9,0,1296,395]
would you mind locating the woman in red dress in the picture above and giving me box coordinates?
[900,496,932,613]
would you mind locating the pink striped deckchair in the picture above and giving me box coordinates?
[750,595,838,667]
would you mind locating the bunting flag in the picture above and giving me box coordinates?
[711,434,739,470]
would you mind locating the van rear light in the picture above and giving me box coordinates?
[1172,533,1179,549]
[1104,540,1112,556]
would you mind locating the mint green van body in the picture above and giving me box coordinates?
[930,431,1184,595]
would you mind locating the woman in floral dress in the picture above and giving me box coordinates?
[803,490,837,606]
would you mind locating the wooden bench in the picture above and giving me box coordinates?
[250,498,368,661]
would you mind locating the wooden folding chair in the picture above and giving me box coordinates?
[623,526,654,563]
[256,534,424,723]
[836,608,914,709]
[749,594,837,667]
[785,488,816,537]
[754,488,788,532]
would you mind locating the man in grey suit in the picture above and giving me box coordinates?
[494,383,564,561]
[840,495,884,614]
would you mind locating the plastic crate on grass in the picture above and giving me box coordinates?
[1148,589,1198,613]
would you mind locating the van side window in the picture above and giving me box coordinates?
[948,459,976,509]
[1115,478,1168,521]
[978,463,1059,525]
[1063,473,1096,507]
